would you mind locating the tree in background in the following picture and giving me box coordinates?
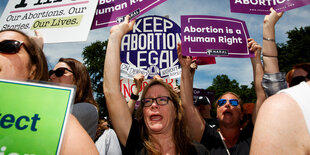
[207,74,256,103]
[82,40,108,119]
[278,26,310,72]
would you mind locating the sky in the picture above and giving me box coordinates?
[0,0,309,89]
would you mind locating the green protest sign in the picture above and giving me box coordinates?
[0,79,75,155]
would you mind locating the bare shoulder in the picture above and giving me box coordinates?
[250,93,310,154]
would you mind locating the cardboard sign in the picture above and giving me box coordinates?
[120,78,176,101]
[193,88,215,105]
[120,15,181,79]
[0,0,98,43]
[181,15,252,58]
[0,79,75,155]
[230,0,310,15]
[91,0,167,29]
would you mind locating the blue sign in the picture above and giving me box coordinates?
[120,15,181,79]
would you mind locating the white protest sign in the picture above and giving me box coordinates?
[0,0,98,43]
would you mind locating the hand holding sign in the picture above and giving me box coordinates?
[264,8,284,27]
[110,15,136,38]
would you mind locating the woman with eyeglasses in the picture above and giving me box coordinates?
[0,29,98,154]
[178,36,265,154]
[50,58,99,140]
[103,16,208,154]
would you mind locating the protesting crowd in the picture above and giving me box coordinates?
[0,1,310,155]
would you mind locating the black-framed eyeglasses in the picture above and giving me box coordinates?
[141,96,172,107]
[290,73,310,87]
[49,67,74,77]
[0,40,30,54]
[218,99,239,107]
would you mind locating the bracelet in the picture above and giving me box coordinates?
[263,37,275,42]
[130,93,139,100]
[262,54,278,57]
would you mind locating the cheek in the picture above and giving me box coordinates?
[0,54,31,80]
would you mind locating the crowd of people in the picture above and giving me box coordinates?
[1,7,309,155]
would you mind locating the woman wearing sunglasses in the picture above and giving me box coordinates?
[0,29,48,81]
[50,58,99,140]
[179,36,266,154]
[286,63,310,87]
[0,29,98,154]
[104,16,208,154]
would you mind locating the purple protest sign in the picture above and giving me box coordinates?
[193,88,215,105]
[91,0,167,29]
[181,15,252,58]
[120,15,181,79]
[230,0,310,15]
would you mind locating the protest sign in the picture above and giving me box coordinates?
[0,0,98,43]
[0,79,75,155]
[230,0,310,14]
[192,56,216,65]
[91,0,167,29]
[120,15,181,79]
[120,77,176,101]
[181,15,252,58]
[193,88,215,105]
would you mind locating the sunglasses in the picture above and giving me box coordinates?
[290,74,310,87]
[0,40,29,54]
[49,67,74,77]
[217,99,239,107]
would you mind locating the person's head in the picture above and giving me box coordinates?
[194,96,211,119]
[287,63,310,87]
[0,29,48,81]
[136,80,192,154]
[50,58,97,107]
[215,92,243,127]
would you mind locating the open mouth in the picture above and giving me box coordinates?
[223,111,232,116]
[150,114,163,121]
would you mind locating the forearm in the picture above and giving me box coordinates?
[128,87,139,114]
[251,57,266,124]
[180,67,205,142]
[263,23,279,73]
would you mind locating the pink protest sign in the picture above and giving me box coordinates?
[181,15,252,58]
[91,0,167,29]
[230,0,310,15]
[192,57,216,65]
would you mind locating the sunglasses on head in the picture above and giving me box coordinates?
[217,99,239,107]
[0,40,29,54]
[290,73,310,87]
[49,67,74,77]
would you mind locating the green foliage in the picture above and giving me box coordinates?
[82,40,108,118]
[278,26,310,73]
[206,74,256,103]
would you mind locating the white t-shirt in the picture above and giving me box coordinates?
[95,128,122,155]
[279,81,310,134]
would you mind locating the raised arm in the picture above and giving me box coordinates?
[262,8,283,73]
[248,38,266,123]
[128,73,144,114]
[103,16,135,146]
[262,8,287,97]
[178,43,205,142]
